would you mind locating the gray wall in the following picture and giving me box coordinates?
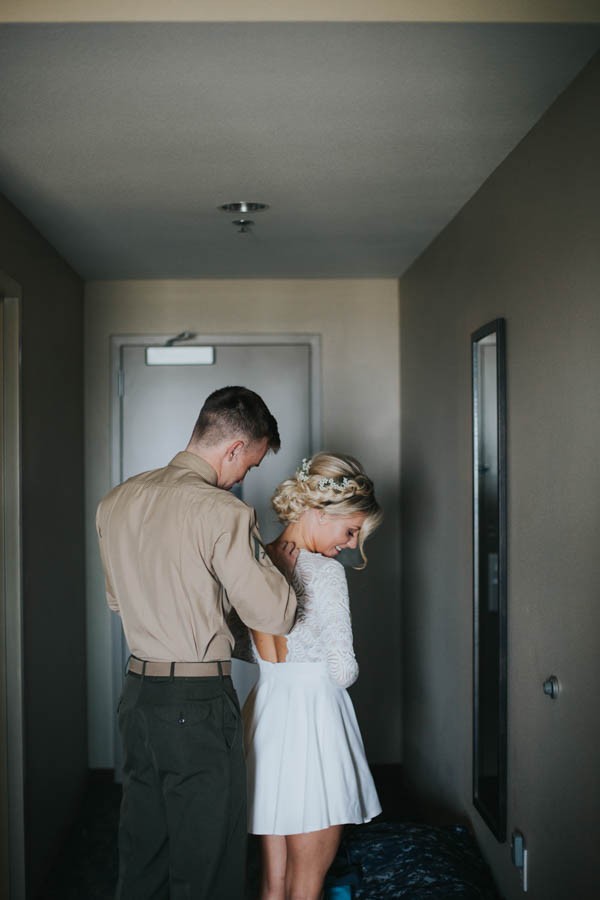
[400,54,600,900]
[0,193,86,897]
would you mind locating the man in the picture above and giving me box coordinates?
[97,386,298,900]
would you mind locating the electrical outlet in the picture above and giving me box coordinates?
[511,830,528,892]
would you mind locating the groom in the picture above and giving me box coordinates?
[97,386,298,899]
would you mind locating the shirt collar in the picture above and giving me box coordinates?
[169,451,218,485]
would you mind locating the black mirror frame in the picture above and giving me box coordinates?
[472,317,507,842]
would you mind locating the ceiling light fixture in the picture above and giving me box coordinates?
[218,202,269,214]
[233,219,254,234]
[219,202,268,236]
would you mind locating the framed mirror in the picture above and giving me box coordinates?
[472,318,507,842]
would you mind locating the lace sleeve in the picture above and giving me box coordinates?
[317,560,359,689]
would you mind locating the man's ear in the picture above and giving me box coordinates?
[225,439,246,461]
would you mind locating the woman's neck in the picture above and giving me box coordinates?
[280,522,314,553]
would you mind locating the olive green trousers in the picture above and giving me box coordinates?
[116,671,246,900]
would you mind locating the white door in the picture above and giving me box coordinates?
[111,335,320,774]
[120,342,315,540]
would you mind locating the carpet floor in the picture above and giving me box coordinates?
[35,766,438,899]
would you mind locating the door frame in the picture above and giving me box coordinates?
[0,276,25,900]
[108,331,322,770]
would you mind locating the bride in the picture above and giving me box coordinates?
[242,452,383,900]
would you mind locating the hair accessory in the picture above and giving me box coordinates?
[296,459,350,492]
[318,476,350,492]
[297,458,312,482]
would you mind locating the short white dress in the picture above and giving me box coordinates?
[241,549,381,835]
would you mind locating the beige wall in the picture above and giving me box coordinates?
[400,54,600,899]
[85,278,401,767]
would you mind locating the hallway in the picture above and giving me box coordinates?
[1,5,600,899]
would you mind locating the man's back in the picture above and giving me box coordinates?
[97,450,296,663]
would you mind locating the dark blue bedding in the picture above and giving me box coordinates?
[335,821,500,899]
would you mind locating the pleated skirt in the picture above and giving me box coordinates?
[242,660,381,835]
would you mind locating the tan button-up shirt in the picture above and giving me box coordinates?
[96,451,296,662]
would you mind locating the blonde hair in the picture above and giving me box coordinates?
[271,452,382,568]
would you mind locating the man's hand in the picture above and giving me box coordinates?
[266,539,299,580]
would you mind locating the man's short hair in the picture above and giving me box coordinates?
[191,386,281,451]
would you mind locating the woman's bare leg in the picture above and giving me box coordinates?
[284,825,343,900]
[259,835,287,900]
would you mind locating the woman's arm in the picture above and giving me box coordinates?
[317,561,359,689]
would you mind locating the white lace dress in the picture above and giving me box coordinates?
[242,549,381,835]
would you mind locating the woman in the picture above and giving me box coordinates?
[243,452,383,900]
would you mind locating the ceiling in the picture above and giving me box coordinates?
[0,20,598,279]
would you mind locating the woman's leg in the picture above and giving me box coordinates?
[284,825,343,900]
[259,835,287,900]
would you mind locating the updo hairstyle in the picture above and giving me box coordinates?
[271,452,382,568]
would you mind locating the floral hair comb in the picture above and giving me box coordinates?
[297,458,350,492]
